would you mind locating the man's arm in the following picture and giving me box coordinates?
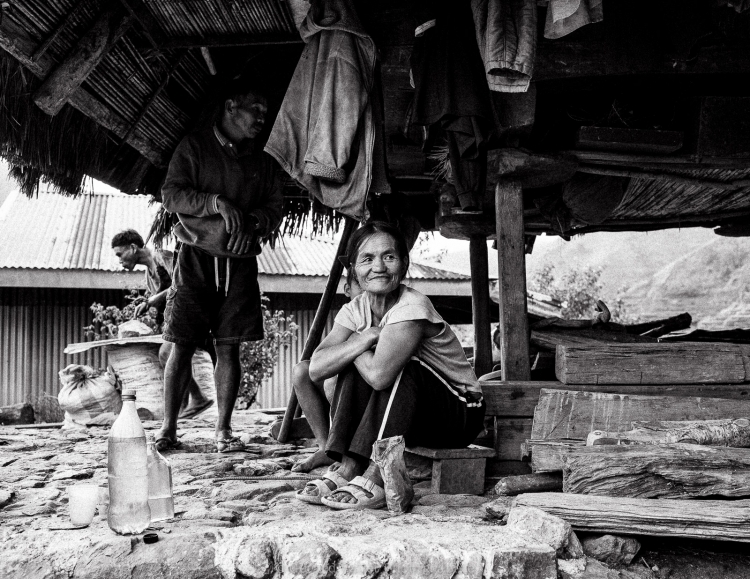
[161,137,220,218]
[248,157,284,237]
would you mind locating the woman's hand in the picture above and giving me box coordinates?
[359,327,381,349]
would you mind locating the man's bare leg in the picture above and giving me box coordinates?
[155,343,196,447]
[291,361,334,472]
[214,343,241,439]
[159,342,211,417]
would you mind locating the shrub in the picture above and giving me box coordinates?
[84,289,161,340]
[237,294,299,408]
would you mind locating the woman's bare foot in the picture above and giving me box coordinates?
[292,448,334,473]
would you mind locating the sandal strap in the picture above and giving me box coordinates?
[304,478,334,497]
[322,470,348,488]
[334,483,370,503]
[348,476,383,497]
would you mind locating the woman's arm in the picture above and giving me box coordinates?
[308,323,379,383]
[353,320,426,390]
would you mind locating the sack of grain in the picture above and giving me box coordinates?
[58,364,122,427]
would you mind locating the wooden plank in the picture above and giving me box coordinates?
[469,236,493,378]
[555,342,747,385]
[34,7,133,116]
[514,492,750,543]
[532,389,750,442]
[577,127,683,154]
[495,417,532,460]
[0,14,164,165]
[587,418,750,447]
[481,380,750,418]
[563,443,750,499]
[406,445,495,459]
[495,179,530,381]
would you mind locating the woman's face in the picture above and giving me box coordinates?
[353,232,406,296]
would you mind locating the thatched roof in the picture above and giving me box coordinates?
[3,0,750,239]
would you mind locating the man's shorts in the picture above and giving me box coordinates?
[163,244,264,346]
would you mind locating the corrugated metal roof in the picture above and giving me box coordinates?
[0,190,469,281]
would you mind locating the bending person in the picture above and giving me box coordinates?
[291,270,361,473]
[297,221,485,509]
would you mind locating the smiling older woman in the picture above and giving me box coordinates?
[295,221,485,510]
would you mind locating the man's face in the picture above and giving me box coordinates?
[113,244,138,271]
[227,93,267,140]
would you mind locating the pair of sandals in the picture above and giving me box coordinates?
[154,431,245,453]
[296,470,386,510]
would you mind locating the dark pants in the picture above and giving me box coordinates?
[326,358,486,462]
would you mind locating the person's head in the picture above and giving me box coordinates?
[345,221,410,296]
[111,229,145,271]
[219,78,268,141]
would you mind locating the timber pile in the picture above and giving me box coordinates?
[514,493,750,543]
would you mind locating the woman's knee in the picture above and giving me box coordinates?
[214,343,240,361]
[292,361,312,392]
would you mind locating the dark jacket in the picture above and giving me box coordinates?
[265,0,376,220]
[162,127,284,258]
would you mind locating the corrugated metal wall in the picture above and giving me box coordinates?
[0,288,126,406]
[256,293,346,409]
[0,288,340,411]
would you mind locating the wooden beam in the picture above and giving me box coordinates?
[514,492,750,543]
[577,165,750,192]
[277,217,358,443]
[116,0,165,51]
[566,150,750,169]
[563,443,750,499]
[469,236,492,378]
[555,342,748,385]
[0,14,164,165]
[494,179,530,381]
[481,380,750,418]
[30,0,89,62]
[531,389,750,443]
[33,7,133,116]
[161,34,303,49]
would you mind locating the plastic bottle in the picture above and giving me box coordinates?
[107,390,150,534]
[146,441,175,521]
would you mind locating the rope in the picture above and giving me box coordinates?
[198,474,318,482]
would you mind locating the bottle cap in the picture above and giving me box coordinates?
[121,390,136,401]
[143,532,159,544]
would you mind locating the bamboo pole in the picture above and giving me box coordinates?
[277,217,358,443]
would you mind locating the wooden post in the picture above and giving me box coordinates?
[277,217,358,443]
[33,7,133,116]
[469,235,492,378]
[495,179,530,380]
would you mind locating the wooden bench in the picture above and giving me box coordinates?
[406,445,496,495]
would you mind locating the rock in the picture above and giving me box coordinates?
[559,557,644,579]
[0,489,14,509]
[216,480,294,503]
[485,496,514,520]
[506,505,584,559]
[418,494,491,507]
[280,538,340,579]
[0,403,35,425]
[234,537,276,579]
[581,534,641,567]
[50,468,94,481]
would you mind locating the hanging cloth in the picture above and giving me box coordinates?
[541,0,603,40]
[471,0,537,93]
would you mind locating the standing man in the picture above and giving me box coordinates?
[111,229,213,419]
[155,80,284,452]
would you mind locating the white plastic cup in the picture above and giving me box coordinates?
[68,484,99,527]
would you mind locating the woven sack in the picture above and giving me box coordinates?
[58,364,122,427]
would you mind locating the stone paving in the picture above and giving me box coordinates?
[0,408,738,579]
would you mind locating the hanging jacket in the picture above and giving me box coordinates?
[265,0,377,220]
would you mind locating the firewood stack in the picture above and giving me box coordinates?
[488,301,750,543]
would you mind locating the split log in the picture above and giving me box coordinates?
[563,443,750,498]
[494,472,563,496]
[514,492,750,543]
[531,389,750,442]
[586,418,750,447]
[0,404,35,426]
[34,7,133,116]
[555,342,748,385]
[521,440,584,473]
